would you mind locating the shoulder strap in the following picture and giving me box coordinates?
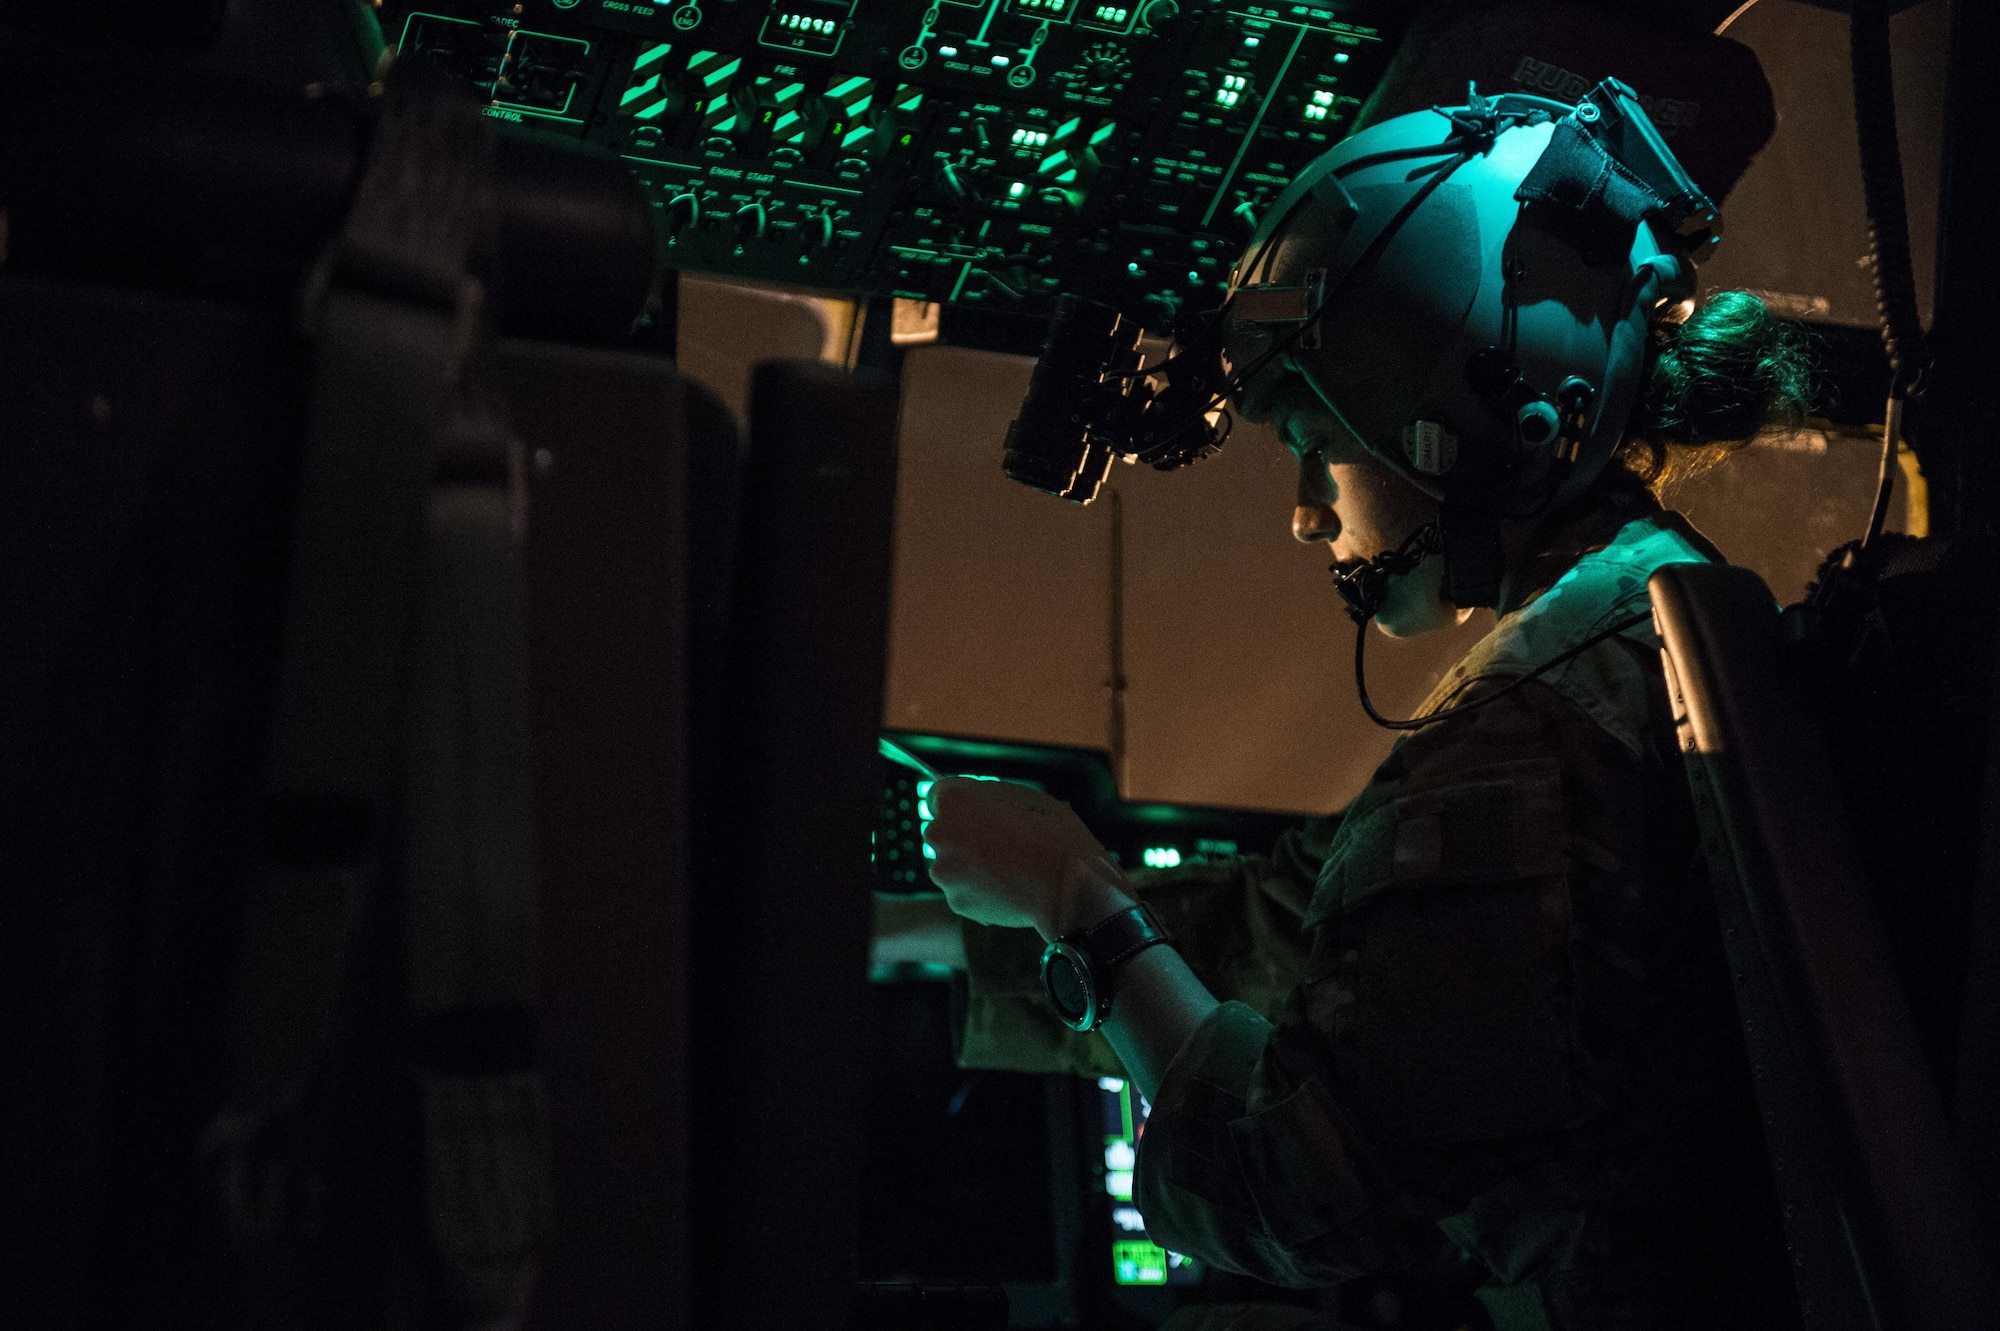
[212,55,502,1265]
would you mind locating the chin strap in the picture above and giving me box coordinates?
[1330,522,1444,624]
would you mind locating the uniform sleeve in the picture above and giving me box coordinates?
[1134,674,1653,1288]
[954,819,1335,1076]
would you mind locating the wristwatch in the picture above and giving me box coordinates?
[1040,901,1175,1032]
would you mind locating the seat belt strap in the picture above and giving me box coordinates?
[215,57,497,1239]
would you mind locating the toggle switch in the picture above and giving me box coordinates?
[666,192,702,235]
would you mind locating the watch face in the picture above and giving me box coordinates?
[1042,942,1096,1030]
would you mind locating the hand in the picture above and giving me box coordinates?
[922,777,1131,939]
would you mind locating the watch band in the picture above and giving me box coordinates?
[1077,900,1174,972]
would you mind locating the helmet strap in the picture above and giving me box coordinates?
[1329,523,1443,625]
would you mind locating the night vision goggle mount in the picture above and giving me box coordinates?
[999,293,1234,503]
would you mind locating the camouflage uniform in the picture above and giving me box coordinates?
[956,492,1797,1330]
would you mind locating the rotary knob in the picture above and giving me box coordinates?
[1077,43,1129,92]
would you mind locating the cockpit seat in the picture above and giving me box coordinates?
[1650,561,1999,1331]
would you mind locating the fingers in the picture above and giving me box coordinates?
[926,775,1051,817]
[921,779,1076,873]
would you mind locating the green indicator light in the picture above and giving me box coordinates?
[1009,181,1027,198]
[1127,262,1140,273]
[1141,845,1181,867]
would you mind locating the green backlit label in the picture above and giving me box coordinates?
[1113,1240,1169,1285]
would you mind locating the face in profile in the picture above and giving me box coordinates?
[1236,361,1466,639]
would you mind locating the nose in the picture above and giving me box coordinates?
[1293,504,1341,544]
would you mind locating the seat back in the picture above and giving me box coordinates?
[511,345,744,1330]
[687,359,903,1331]
[1650,561,1999,1330]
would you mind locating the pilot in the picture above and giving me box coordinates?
[891,88,1813,1329]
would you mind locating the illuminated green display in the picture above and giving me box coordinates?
[1305,88,1334,121]
[776,12,836,32]
[1100,1075,1197,1286]
[1114,1240,1170,1285]
[1215,73,1248,108]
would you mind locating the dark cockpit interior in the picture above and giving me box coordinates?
[3,0,1998,1328]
